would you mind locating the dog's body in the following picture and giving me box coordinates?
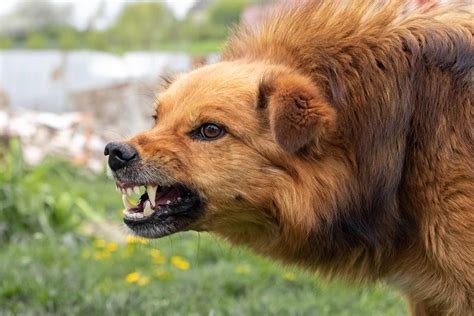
[107,1,473,315]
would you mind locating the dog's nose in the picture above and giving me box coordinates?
[104,142,139,171]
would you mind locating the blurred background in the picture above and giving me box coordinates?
[0,1,419,315]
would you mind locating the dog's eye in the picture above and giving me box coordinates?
[201,123,224,139]
[193,123,225,141]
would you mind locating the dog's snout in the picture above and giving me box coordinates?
[104,142,139,171]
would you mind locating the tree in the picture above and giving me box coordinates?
[83,31,107,51]
[0,37,13,49]
[209,0,248,26]
[107,2,177,50]
[0,0,73,38]
[181,0,249,43]
[25,33,48,49]
[58,29,79,51]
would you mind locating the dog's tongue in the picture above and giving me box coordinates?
[156,186,182,205]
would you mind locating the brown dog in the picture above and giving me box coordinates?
[104,1,473,314]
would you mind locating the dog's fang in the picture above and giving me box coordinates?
[147,185,157,207]
[122,194,135,209]
[143,200,153,217]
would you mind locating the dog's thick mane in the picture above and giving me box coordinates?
[223,0,473,285]
[224,0,472,75]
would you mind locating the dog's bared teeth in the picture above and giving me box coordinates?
[146,185,157,207]
[126,188,133,196]
[143,201,153,217]
[133,186,140,194]
[125,212,143,219]
[122,194,136,209]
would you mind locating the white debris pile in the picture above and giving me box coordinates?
[0,109,106,173]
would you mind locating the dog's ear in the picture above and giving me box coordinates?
[259,71,336,153]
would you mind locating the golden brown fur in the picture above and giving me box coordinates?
[123,1,473,314]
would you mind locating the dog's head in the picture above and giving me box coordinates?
[105,61,338,247]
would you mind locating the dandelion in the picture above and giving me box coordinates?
[235,265,251,275]
[125,272,141,283]
[94,251,110,260]
[171,256,190,270]
[282,272,297,281]
[94,239,107,248]
[149,249,166,264]
[125,272,150,285]
[149,249,161,257]
[106,242,118,253]
[138,276,150,286]
[126,235,149,245]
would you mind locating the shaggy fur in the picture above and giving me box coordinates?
[123,1,473,314]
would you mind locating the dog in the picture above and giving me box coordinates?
[104,1,473,314]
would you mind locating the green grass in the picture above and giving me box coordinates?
[0,232,407,315]
[0,145,407,315]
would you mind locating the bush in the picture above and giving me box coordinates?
[0,140,109,241]
[25,33,48,49]
[0,37,13,49]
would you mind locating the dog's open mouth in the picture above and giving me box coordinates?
[116,181,203,238]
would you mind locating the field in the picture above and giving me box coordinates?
[0,142,408,315]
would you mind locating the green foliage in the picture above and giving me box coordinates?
[58,28,79,50]
[107,2,177,50]
[4,0,250,53]
[209,0,248,26]
[180,0,248,45]
[25,33,48,49]
[0,140,116,241]
[0,140,407,315]
[0,37,13,49]
[181,19,227,42]
[83,31,107,51]
[0,233,408,315]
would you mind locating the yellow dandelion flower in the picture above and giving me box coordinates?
[126,235,149,245]
[149,249,161,257]
[126,236,137,245]
[94,239,107,248]
[138,276,150,286]
[171,256,190,270]
[282,272,297,281]
[235,265,251,274]
[125,272,141,283]
[149,249,166,264]
[94,251,110,260]
[105,242,118,253]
